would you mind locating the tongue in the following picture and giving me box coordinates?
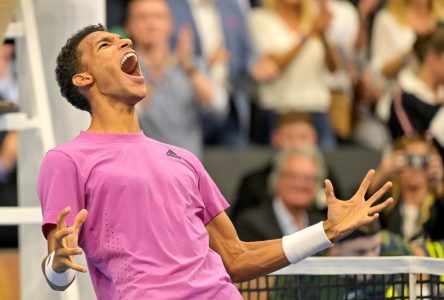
[121,56,137,75]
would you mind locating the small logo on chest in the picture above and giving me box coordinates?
[166,149,181,160]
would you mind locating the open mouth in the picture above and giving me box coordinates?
[120,52,142,77]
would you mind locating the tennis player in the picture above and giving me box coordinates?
[37,24,393,299]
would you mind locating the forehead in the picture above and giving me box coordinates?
[405,141,429,154]
[282,154,317,170]
[78,31,120,52]
[280,121,314,132]
[128,0,170,15]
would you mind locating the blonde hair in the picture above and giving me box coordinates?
[385,0,444,26]
[263,0,314,32]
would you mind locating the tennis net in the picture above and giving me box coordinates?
[236,257,444,300]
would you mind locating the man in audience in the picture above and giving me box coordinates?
[125,0,228,158]
[167,0,279,146]
[232,112,337,221]
[235,147,326,242]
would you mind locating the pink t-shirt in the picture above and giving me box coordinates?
[37,131,242,300]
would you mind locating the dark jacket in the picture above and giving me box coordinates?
[234,200,326,242]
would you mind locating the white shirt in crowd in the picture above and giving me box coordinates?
[324,0,359,96]
[370,10,416,121]
[188,0,229,90]
[248,8,330,113]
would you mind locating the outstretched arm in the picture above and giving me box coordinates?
[206,169,392,283]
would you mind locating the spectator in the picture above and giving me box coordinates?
[388,27,444,159]
[370,136,444,242]
[167,0,278,147]
[232,112,330,221]
[322,0,361,141]
[325,221,411,298]
[328,221,412,257]
[370,0,444,122]
[234,146,326,242]
[347,0,393,151]
[125,0,228,158]
[248,0,340,149]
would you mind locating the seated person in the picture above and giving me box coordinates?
[325,221,412,299]
[266,221,411,300]
[370,135,444,242]
[329,221,411,258]
[232,112,337,221]
[234,146,326,242]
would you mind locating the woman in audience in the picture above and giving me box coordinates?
[371,0,443,82]
[248,0,340,150]
[370,136,444,242]
[369,0,444,121]
[388,27,444,160]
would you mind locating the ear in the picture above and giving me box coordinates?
[72,72,94,88]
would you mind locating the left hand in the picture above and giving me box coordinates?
[323,170,393,242]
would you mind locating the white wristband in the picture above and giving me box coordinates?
[282,221,333,264]
[44,251,76,287]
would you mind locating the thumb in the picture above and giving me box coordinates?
[324,179,335,199]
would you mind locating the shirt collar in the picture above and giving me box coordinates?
[272,197,309,236]
[399,69,444,105]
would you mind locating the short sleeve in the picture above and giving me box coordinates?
[193,158,230,224]
[37,150,85,238]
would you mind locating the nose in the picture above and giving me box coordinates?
[120,38,133,49]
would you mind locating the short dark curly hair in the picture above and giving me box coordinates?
[55,24,106,113]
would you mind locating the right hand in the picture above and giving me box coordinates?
[378,150,404,176]
[207,46,230,69]
[52,207,88,273]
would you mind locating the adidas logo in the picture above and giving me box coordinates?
[166,149,181,160]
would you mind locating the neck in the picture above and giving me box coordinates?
[416,64,439,94]
[88,97,141,134]
[282,201,306,229]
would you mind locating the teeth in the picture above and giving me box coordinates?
[120,52,137,67]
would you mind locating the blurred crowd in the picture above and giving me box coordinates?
[1,0,444,263]
[105,0,444,260]
[108,0,444,256]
